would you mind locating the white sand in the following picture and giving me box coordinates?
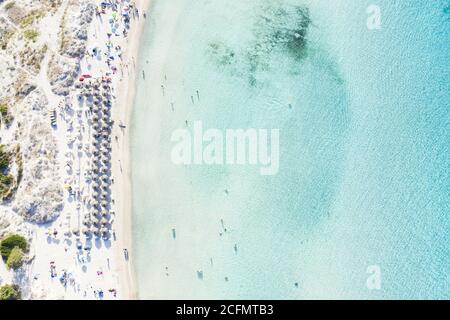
[0,0,151,299]
[111,0,152,299]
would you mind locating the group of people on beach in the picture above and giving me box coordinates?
[37,0,142,299]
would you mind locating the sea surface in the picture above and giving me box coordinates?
[130,0,450,299]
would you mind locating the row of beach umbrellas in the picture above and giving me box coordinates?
[81,80,115,240]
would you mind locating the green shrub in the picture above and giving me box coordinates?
[0,145,10,171]
[0,174,12,185]
[6,246,24,270]
[0,284,21,300]
[24,29,39,42]
[0,104,7,116]
[0,234,27,262]
[0,145,17,200]
[0,104,12,126]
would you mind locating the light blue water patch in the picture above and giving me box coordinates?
[131,0,449,299]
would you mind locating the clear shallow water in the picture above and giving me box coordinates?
[131,0,450,299]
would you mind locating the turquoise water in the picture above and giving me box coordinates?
[131,0,449,299]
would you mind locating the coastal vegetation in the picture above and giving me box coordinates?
[58,4,71,53]
[0,284,21,300]
[20,10,45,29]
[0,234,27,262]
[13,73,37,98]
[0,144,22,201]
[0,144,13,199]
[0,30,14,50]
[19,44,47,73]
[0,103,13,127]
[24,29,39,42]
[14,145,23,187]
[0,145,10,171]
[6,246,24,270]
[6,3,43,27]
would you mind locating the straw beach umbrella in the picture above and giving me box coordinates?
[92,218,100,227]
[83,228,92,239]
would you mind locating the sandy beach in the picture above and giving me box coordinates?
[0,0,151,299]
[111,0,151,299]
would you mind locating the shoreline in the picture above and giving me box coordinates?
[112,0,152,300]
